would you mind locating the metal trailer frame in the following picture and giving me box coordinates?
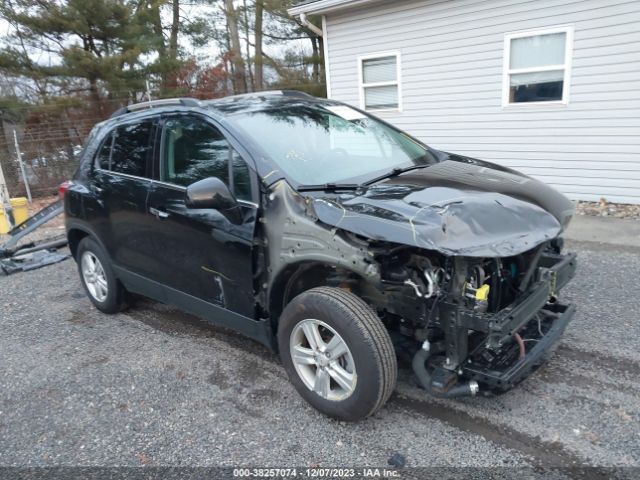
[0,200,69,276]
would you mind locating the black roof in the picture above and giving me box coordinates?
[204,90,330,116]
[108,90,321,120]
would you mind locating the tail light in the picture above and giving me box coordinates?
[58,180,73,201]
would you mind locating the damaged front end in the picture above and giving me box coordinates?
[260,179,577,399]
[340,237,578,398]
[297,158,579,398]
[396,245,577,398]
[258,150,578,399]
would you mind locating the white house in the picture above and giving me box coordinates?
[289,0,640,204]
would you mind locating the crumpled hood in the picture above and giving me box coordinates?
[311,156,575,257]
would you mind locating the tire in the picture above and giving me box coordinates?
[278,287,397,421]
[76,237,127,314]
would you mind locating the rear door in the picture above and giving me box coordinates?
[146,113,258,318]
[92,117,159,278]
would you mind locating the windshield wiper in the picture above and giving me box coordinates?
[296,183,361,192]
[363,164,429,186]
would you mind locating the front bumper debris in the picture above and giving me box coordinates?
[462,301,575,391]
[460,251,577,348]
[413,250,577,396]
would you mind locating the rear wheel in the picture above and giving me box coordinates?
[278,287,397,421]
[77,237,126,314]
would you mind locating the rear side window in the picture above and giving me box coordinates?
[96,119,155,178]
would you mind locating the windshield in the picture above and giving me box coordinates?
[226,102,435,185]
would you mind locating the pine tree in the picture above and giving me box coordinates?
[0,0,182,108]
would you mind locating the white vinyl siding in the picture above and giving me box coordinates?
[324,0,640,203]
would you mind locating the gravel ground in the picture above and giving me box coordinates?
[0,240,639,472]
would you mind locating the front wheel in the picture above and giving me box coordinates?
[278,287,397,421]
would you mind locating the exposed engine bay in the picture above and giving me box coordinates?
[354,239,577,397]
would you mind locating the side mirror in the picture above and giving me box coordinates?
[185,177,237,211]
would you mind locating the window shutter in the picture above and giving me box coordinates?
[362,56,397,83]
[509,32,566,69]
[364,85,398,110]
[509,69,564,86]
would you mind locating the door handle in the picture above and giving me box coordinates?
[149,207,170,219]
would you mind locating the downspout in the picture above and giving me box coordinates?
[299,13,324,37]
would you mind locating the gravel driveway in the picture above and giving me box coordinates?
[0,240,638,472]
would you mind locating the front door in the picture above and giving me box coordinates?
[146,114,258,318]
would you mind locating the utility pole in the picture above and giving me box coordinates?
[13,130,32,203]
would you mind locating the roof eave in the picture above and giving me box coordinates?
[288,0,376,16]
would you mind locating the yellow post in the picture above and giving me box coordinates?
[0,208,8,234]
[0,197,29,233]
[10,197,29,226]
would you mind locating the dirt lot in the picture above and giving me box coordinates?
[0,239,638,475]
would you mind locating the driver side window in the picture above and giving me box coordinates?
[162,116,229,187]
[161,115,252,201]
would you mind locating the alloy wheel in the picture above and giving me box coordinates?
[289,319,357,401]
[81,251,109,303]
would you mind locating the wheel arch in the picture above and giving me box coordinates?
[67,228,89,259]
[268,260,376,332]
[66,223,109,261]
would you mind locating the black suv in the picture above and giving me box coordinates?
[64,91,577,421]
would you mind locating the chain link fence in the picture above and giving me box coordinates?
[1,106,111,200]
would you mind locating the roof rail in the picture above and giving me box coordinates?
[281,90,314,98]
[210,90,314,103]
[110,97,202,118]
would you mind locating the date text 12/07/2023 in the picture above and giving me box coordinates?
[232,468,401,478]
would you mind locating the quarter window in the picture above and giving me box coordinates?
[503,26,573,105]
[231,151,252,202]
[161,116,252,201]
[96,133,114,170]
[359,53,401,111]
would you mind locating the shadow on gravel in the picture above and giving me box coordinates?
[125,298,275,359]
[392,394,592,471]
[561,346,640,377]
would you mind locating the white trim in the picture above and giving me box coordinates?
[299,13,323,37]
[288,0,375,16]
[502,25,574,108]
[357,50,402,112]
[322,15,332,98]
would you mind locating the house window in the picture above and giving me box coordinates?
[359,52,401,111]
[503,26,573,105]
